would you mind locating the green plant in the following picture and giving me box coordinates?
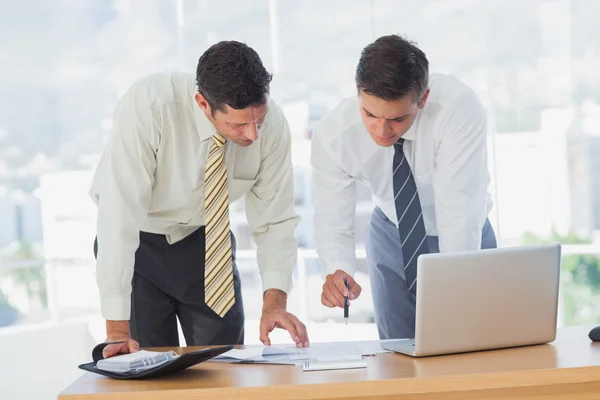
[522,229,600,326]
[522,229,600,287]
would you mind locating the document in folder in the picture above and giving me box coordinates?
[79,342,233,379]
[96,350,179,373]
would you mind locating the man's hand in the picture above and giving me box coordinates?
[322,269,362,308]
[103,320,140,359]
[260,289,309,348]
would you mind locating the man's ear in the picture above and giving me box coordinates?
[195,93,211,114]
[418,89,430,109]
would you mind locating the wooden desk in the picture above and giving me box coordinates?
[59,325,600,399]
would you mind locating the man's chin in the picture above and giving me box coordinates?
[370,135,398,147]
[235,139,254,147]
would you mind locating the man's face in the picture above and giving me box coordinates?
[195,94,269,147]
[358,89,429,147]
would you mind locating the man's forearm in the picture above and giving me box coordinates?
[263,288,287,312]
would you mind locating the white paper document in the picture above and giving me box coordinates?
[303,341,389,359]
[209,345,307,365]
[211,340,389,366]
[96,350,179,373]
[302,358,368,372]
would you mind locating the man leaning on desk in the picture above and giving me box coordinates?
[89,40,309,359]
[311,34,497,340]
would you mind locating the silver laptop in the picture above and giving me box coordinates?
[381,243,561,357]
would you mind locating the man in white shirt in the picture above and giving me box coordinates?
[90,41,309,358]
[311,35,497,339]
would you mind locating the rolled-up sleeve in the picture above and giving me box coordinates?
[90,89,159,320]
[244,109,300,295]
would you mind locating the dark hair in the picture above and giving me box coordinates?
[355,35,429,102]
[196,41,272,116]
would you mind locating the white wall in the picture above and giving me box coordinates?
[0,320,96,400]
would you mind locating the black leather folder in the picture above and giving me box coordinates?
[78,341,233,379]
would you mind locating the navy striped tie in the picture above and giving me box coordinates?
[392,139,430,294]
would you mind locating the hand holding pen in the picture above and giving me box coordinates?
[320,270,363,316]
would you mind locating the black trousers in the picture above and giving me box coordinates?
[94,227,244,347]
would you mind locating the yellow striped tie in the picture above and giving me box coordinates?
[204,133,235,317]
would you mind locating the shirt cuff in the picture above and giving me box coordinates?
[100,295,131,321]
[320,262,356,281]
[261,270,293,295]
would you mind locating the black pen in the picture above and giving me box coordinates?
[344,280,350,325]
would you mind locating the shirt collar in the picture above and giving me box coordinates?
[401,127,416,141]
[400,110,421,141]
[191,89,218,142]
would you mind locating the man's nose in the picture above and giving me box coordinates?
[244,123,258,141]
[376,119,387,136]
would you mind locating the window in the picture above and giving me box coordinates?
[1,5,599,394]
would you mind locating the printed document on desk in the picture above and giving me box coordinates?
[210,345,304,365]
[304,340,390,359]
[211,340,390,365]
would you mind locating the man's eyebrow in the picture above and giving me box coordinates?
[363,107,410,120]
[230,110,269,126]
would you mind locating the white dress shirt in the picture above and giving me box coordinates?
[311,73,493,277]
[90,73,299,320]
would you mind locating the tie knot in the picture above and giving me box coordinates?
[394,138,405,161]
[213,133,227,147]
